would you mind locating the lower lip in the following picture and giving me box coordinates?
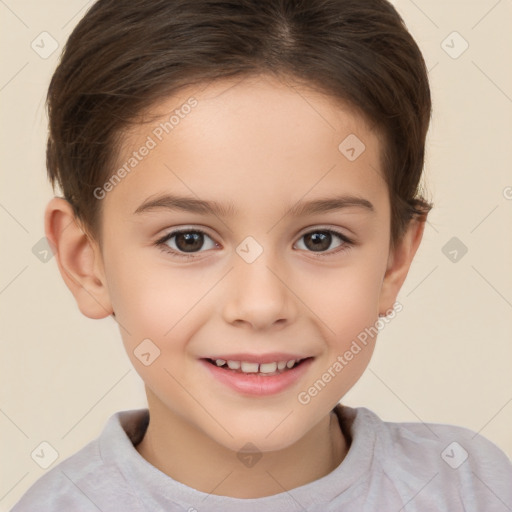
[200,358,314,396]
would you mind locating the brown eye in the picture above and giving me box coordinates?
[302,232,332,252]
[157,229,217,256]
[295,229,352,254]
[174,232,205,252]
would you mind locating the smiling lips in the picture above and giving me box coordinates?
[202,355,314,395]
[207,357,306,376]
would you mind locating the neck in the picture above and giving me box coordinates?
[135,396,348,499]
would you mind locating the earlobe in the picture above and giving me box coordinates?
[378,217,426,315]
[44,197,113,319]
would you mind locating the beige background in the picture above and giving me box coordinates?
[1,0,511,508]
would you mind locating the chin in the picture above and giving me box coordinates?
[200,410,312,454]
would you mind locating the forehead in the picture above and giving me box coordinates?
[106,74,387,220]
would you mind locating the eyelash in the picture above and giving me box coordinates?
[154,228,354,260]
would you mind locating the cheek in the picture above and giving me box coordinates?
[296,252,385,330]
[104,250,217,353]
[294,251,386,389]
[103,254,196,390]
[102,248,177,340]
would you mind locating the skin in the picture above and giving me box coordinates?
[45,74,425,499]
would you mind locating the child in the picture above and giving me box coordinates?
[12,0,512,510]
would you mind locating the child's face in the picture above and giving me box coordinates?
[92,75,402,451]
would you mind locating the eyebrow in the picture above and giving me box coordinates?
[133,193,375,217]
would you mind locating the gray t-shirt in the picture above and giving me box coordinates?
[11,405,512,511]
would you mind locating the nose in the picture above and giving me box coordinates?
[221,252,297,331]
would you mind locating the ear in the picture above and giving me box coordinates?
[44,197,113,319]
[378,216,426,315]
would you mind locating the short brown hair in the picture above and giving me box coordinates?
[46,0,432,245]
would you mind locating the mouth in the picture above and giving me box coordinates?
[203,357,311,376]
[200,356,315,396]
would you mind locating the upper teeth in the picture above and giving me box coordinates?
[214,359,299,373]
